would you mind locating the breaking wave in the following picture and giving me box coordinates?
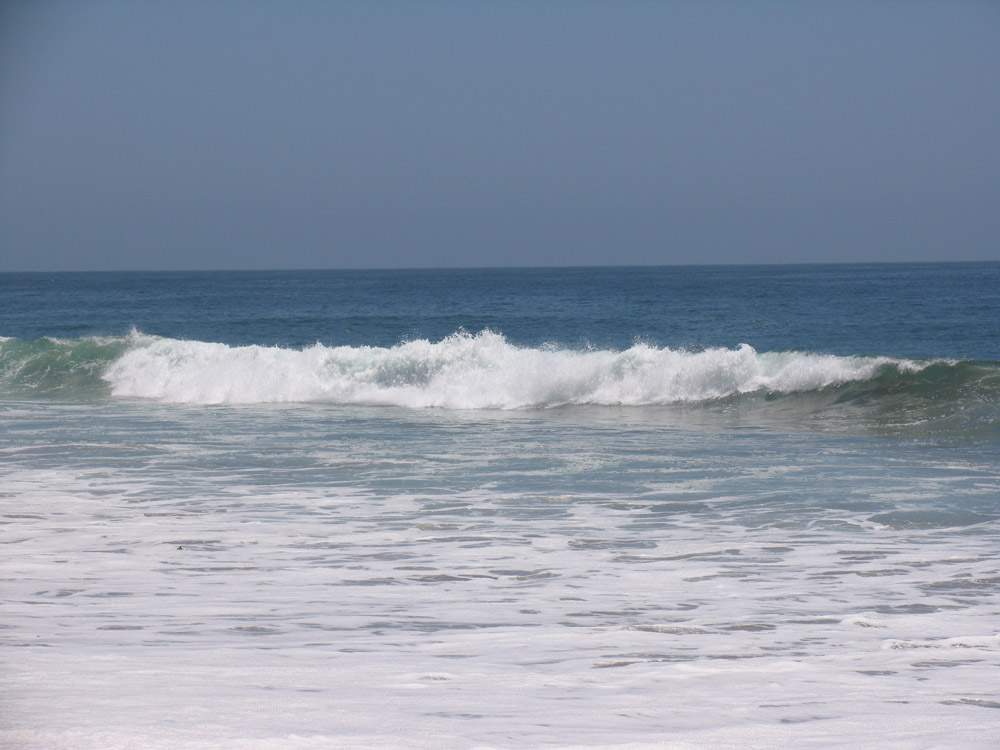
[1,330,998,433]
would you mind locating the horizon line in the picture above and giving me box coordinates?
[2,259,998,274]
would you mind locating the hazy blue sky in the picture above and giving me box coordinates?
[1,2,998,270]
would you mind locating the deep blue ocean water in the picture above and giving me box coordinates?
[2,263,999,749]
[2,263,998,356]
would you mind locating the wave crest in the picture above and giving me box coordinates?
[97,330,926,408]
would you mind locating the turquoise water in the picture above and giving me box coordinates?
[2,264,999,748]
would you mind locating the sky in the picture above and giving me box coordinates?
[0,1,998,271]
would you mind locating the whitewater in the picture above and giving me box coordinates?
[3,329,931,406]
[2,265,999,749]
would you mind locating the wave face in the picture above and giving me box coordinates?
[3,330,998,425]
[0,334,130,398]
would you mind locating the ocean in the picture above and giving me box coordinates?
[1,263,999,749]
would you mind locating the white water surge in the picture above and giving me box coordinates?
[104,331,922,407]
[2,398,999,749]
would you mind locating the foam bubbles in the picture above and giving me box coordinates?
[102,331,918,407]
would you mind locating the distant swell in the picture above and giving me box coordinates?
[5,329,996,416]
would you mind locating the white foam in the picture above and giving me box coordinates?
[3,404,1000,749]
[882,633,1000,650]
[102,331,920,407]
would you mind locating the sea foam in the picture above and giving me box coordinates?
[102,330,921,407]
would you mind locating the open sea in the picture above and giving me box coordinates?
[1,263,999,749]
